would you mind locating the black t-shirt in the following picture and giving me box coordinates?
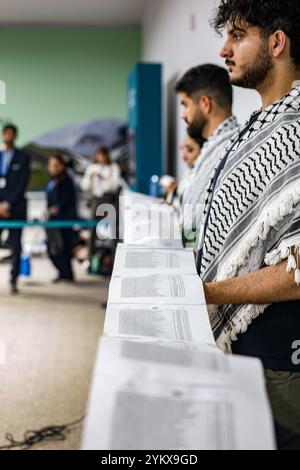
[231,301,300,372]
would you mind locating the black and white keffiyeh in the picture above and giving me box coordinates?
[181,116,239,247]
[198,85,300,352]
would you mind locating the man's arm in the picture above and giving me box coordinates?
[204,260,300,305]
[5,153,30,209]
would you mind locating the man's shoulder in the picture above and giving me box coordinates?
[15,147,28,155]
[272,116,300,143]
[14,148,30,164]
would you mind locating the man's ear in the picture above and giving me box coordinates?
[271,30,288,59]
[199,95,212,114]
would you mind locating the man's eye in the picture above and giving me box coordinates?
[234,34,242,41]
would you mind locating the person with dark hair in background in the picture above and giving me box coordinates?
[178,129,207,248]
[197,0,300,446]
[81,147,121,258]
[0,124,30,294]
[175,64,239,247]
[180,129,207,181]
[47,154,82,283]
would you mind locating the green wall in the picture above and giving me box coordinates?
[0,28,141,145]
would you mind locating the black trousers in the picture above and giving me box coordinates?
[0,226,22,285]
[47,229,76,280]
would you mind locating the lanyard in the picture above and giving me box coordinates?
[0,152,5,176]
[196,112,260,274]
[0,150,13,177]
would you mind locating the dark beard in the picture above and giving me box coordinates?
[232,43,274,89]
[187,110,206,139]
[188,123,205,141]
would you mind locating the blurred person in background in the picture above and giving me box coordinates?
[177,129,207,204]
[178,130,207,248]
[0,124,30,294]
[80,147,121,257]
[47,154,84,283]
[175,64,239,247]
[160,175,179,209]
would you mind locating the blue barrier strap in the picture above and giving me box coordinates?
[0,220,100,229]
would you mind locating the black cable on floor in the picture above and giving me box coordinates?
[0,416,85,450]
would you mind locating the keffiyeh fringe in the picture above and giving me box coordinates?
[212,182,300,353]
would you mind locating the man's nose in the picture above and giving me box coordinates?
[220,40,232,59]
[181,109,187,120]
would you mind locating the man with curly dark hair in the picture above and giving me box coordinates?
[196,0,300,444]
[212,0,300,94]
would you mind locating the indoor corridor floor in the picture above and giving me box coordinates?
[0,256,107,450]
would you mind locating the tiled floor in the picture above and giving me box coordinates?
[0,256,107,450]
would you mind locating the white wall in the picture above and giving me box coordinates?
[142,0,261,177]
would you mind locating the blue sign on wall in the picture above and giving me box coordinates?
[128,63,163,194]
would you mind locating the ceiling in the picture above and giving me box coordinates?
[0,0,145,27]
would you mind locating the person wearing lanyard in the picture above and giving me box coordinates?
[199,0,300,446]
[0,124,30,295]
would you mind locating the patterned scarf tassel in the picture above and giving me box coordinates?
[286,248,297,273]
[285,246,300,286]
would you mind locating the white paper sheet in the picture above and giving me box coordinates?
[108,273,205,306]
[121,191,162,208]
[123,203,182,248]
[81,338,275,450]
[104,303,214,345]
[113,245,197,275]
[95,338,225,381]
